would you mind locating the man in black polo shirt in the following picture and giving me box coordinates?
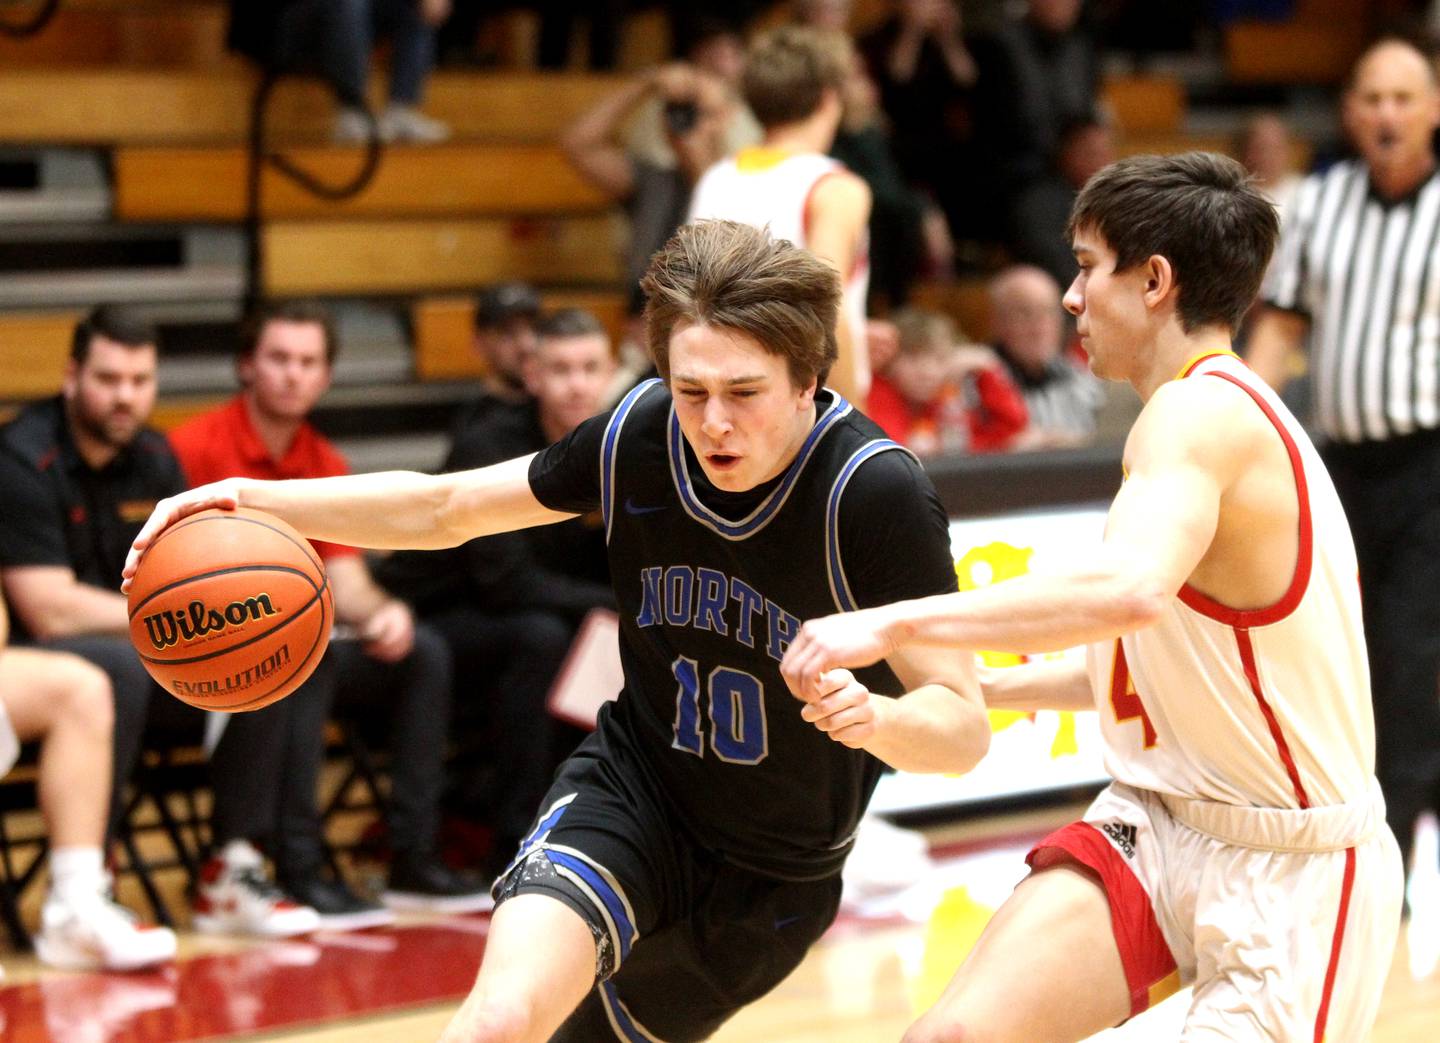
[377,307,615,879]
[0,306,319,938]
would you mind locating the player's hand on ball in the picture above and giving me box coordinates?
[122,480,244,592]
[781,609,897,702]
[799,669,877,748]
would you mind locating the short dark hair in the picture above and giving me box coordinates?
[537,308,607,342]
[1067,152,1279,333]
[71,305,159,365]
[641,219,839,389]
[742,26,851,129]
[475,281,542,330]
[239,300,339,365]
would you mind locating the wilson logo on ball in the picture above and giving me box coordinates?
[141,593,280,651]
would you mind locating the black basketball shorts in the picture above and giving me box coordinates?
[492,729,844,1042]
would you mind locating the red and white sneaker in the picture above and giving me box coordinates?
[34,884,177,971]
[192,840,320,938]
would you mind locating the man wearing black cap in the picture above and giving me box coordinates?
[451,281,542,441]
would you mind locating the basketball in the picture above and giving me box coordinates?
[126,507,333,712]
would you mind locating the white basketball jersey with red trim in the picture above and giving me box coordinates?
[688,148,870,380]
[1088,351,1374,810]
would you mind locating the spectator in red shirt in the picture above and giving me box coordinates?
[867,307,1028,455]
[169,301,488,928]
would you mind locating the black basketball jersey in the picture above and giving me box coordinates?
[528,380,958,880]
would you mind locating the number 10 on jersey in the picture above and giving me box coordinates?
[672,656,769,765]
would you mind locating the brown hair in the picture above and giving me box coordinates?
[239,299,339,365]
[71,305,159,365]
[640,219,839,389]
[742,26,852,129]
[1067,151,1279,333]
[537,307,607,342]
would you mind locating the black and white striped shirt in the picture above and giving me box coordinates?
[1264,159,1440,443]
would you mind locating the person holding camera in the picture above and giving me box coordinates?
[560,23,757,310]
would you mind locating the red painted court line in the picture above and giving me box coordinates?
[0,922,487,1042]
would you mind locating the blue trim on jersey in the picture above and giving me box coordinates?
[546,849,637,961]
[666,388,852,541]
[600,981,655,1042]
[515,801,570,863]
[825,439,911,612]
[602,378,663,543]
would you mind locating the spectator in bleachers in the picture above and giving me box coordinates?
[689,25,874,404]
[830,46,956,306]
[561,42,743,313]
[230,0,453,144]
[451,281,542,439]
[0,306,320,940]
[989,265,1104,448]
[0,598,175,971]
[868,307,1028,456]
[169,301,487,926]
[376,308,615,880]
[1008,113,1115,291]
[1239,112,1303,226]
[859,0,980,243]
[970,0,1099,240]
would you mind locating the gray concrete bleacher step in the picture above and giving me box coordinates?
[0,224,246,309]
[0,148,108,225]
[157,300,414,394]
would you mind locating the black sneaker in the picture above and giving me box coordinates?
[280,873,396,932]
[382,852,494,914]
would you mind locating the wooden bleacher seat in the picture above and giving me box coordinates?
[1113,131,1233,160]
[0,69,626,146]
[1101,74,1186,135]
[113,143,611,222]
[0,0,230,69]
[262,215,620,296]
[0,312,80,401]
[148,394,230,432]
[412,290,628,381]
[1224,0,1367,85]
[910,278,994,345]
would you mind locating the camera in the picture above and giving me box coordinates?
[663,99,700,136]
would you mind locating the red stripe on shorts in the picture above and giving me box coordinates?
[1313,846,1357,1043]
[1027,821,1177,1018]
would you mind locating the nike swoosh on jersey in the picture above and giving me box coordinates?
[624,497,667,515]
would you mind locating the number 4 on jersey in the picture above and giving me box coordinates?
[1109,639,1158,748]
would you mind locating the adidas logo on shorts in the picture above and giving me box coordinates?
[1101,821,1138,859]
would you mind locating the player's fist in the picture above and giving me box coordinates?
[781,608,897,702]
[799,669,877,748]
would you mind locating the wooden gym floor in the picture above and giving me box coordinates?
[1,799,1436,1042]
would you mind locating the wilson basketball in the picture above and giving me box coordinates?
[126,508,333,712]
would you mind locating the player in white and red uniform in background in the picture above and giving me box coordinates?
[782,151,1403,1042]
[689,25,872,406]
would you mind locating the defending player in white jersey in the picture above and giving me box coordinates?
[781,151,1404,1042]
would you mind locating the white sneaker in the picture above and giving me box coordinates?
[35,885,176,971]
[192,839,320,938]
[380,104,450,144]
[332,106,382,145]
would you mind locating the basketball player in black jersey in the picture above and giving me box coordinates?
[123,220,991,1042]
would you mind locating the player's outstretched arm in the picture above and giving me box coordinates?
[797,644,991,775]
[782,379,1248,701]
[979,657,1093,713]
[122,454,576,591]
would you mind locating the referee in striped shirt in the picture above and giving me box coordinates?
[1248,37,1440,881]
